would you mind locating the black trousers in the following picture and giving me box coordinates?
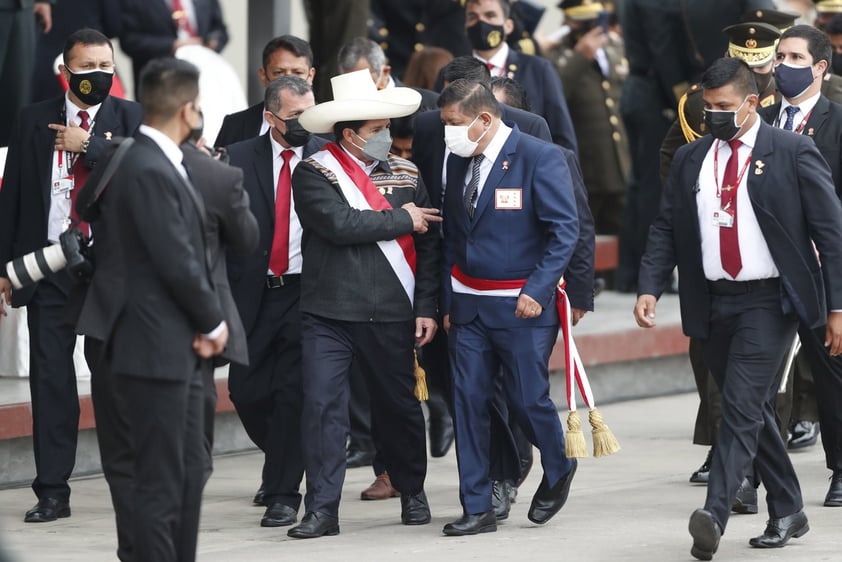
[299,313,427,517]
[700,286,802,531]
[26,277,79,502]
[227,283,303,508]
[796,324,842,470]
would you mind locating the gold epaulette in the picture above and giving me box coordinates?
[678,90,703,144]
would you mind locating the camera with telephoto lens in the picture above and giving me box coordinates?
[5,228,93,290]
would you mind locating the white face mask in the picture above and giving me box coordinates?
[444,115,490,158]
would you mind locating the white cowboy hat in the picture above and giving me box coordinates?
[299,69,422,134]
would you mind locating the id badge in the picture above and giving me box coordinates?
[712,209,734,228]
[495,188,522,210]
[52,177,74,196]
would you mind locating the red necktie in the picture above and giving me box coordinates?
[171,0,197,36]
[269,150,294,276]
[71,110,90,237]
[486,62,496,76]
[719,140,743,278]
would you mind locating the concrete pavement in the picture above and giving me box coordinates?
[1,392,840,561]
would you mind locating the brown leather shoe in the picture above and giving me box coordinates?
[361,472,400,500]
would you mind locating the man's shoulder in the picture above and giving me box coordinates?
[106,95,143,114]
[385,155,420,178]
[224,102,263,122]
[225,134,265,161]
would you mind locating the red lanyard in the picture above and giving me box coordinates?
[713,140,753,200]
[792,110,812,134]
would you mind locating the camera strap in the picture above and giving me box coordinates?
[75,137,135,223]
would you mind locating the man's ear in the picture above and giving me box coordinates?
[307,67,316,85]
[377,65,392,89]
[816,58,829,77]
[504,17,515,37]
[258,66,269,87]
[59,63,70,81]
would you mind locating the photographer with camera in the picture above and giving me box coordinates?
[0,28,142,524]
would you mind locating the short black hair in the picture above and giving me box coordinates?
[437,79,502,118]
[440,56,492,86]
[391,112,417,139]
[62,28,113,64]
[466,0,511,18]
[490,77,530,111]
[701,57,758,97]
[264,76,312,114]
[781,24,833,74]
[139,58,200,120]
[262,35,314,69]
[333,120,368,142]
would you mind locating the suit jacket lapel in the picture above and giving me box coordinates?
[255,133,275,212]
[36,98,64,213]
[446,153,471,230]
[505,49,520,80]
[91,96,118,139]
[803,95,830,139]
[746,121,774,208]
[472,126,519,224]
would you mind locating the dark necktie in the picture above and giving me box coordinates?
[719,140,743,278]
[783,105,800,131]
[464,154,484,218]
[269,149,294,275]
[71,110,90,237]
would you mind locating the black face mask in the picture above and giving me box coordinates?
[280,117,311,147]
[67,69,113,106]
[703,98,749,141]
[466,20,506,51]
[833,53,842,76]
[753,71,773,95]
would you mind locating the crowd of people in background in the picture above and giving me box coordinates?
[3,0,842,561]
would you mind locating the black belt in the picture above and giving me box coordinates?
[266,274,300,289]
[707,278,779,296]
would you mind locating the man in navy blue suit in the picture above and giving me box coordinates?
[462,0,577,152]
[438,79,578,536]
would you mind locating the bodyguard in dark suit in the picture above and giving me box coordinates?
[225,76,324,526]
[635,58,842,560]
[0,28,142,523]
[77,57,228,562]
[0,0,52,145]
[214,35,316,148]
[462,0,578,152]
[758,25,842,507]
[438,80,579,536]
[120,0,229,98]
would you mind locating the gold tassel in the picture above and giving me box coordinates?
[413,350,428,402]
[589,408,621,457]
[565,410,588,458]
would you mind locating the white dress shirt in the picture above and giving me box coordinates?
[461,121,513,201]
[776,91,821,132]
[697,117,779,281]
[474,42,510,78]
[268,133,304,275]
[47,96,102,243]
[170,0,199,41]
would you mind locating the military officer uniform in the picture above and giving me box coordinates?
[549,0,629,235]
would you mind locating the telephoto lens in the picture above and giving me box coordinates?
[4,229,91,290]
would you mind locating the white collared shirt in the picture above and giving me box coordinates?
[697,117,779,281]
[47,95,103,243]
[474,42,510,78]
[340,143,379,176]
[777,91,821,132]
[462,121,513,203]
[139,124,188,178]
[268,132,304,275]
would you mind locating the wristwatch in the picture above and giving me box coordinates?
[80,137,90,153]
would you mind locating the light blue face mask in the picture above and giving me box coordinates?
[354,129,393,161]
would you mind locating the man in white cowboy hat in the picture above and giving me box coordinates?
[286,69,442,539]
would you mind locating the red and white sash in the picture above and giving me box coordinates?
[309,144,416,304]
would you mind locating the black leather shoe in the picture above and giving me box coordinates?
[442,511,497,536]
[731,477,758,514]
[527,460,577,524]
[788,420,819,450]
[253,485,266,506]
[688,508,721,561]
[749,510,809,548]
[345,448,375,468]
[429,415,455,458]
[690,449,713,484]
[287,512,340,539]
[824,470,842,507]
[400,491,431,525]
[24,497,71,523]
[492,480,510,520]
[260,502,297,527]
